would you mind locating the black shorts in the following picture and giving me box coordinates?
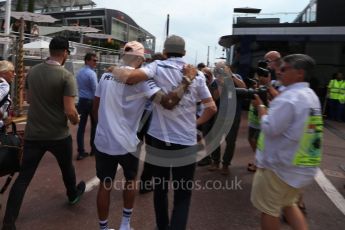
[95,149,139,182]
[248,127,261,141]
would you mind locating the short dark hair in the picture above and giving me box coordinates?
[152,52,166,61]
[197,62,206,70]
[84,52,97,62]
[282,54,315,82]
[164,35,185,55]
[165,53,183,58]
[49,36,69,52]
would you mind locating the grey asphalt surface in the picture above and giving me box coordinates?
[1,112,344,230]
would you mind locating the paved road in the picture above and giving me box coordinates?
[1,113,344,230]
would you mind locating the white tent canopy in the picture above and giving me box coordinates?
[11,11,58,23]
[23,40,50,49]
[84,33,117,40]
[62,26,99,33]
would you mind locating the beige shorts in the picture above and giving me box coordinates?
[251,168,300,217]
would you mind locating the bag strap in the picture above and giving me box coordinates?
[10,122,17,135]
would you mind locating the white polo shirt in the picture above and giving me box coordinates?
[94,68,160,155]
[141,57,211,145]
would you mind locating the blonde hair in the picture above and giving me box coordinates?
[0,60,14,73]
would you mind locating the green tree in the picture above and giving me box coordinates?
[16,0,24,11]
[27,0,35,12]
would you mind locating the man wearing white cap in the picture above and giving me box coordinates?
[93,40,197,230]
[113,35,217,230]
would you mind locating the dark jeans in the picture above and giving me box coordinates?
[2,136,78,229]
[211,111,242,166]
[200,115,220,162]
[140,160,154,185]
[337,102,345,122]
[137,110,155,185]
[146,135,196,230]
[327,98,339,120]
[77,98,96,154]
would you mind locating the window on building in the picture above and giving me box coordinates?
[128,26,140,42]
[91,18,103,26]
[310,3,317,22]
[78,19,90,27]
[112,18,127,41]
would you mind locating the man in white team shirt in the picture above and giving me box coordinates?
[112,35,217,230]
[93,41,197,230]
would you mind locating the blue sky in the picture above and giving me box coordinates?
[93,0,310,65]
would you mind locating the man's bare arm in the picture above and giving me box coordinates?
[232,75,246,88]
[151,77,192,110]
[150,65,198,110]
[196,97,217,126]
[266,85,279,98]
[112,68,148,84]
[64,96,79,125]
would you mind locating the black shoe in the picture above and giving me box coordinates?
[197,157,211,166]
[77,152,89,160]
[68,181,86,205]
[1,223,16,230]
[89,149,97,156]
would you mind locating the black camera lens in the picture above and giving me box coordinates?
[257,60,268,69]
[256,67,270,77]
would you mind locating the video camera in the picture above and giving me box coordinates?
[235,86,268,105]
[255,60,270,78]
[236,59,270,104]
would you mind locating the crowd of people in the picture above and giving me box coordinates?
[0,34,325,230]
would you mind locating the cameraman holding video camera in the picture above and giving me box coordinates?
[244,60,278,172]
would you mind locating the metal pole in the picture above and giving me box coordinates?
[207,45,210,67]
[14,17,24,116]
[166,14,170,38]
[3,0,12,59]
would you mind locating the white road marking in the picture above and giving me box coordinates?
[85,176,99,192]
[323,169,345,179]
[315,168,345,215]
[84,162,345,216]
[85,166,122,192]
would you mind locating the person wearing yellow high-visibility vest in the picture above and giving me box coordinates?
[327,72,344,120]
[336,73,345,121]
[250,54,323,230]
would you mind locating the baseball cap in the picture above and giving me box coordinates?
[49,36,70,54]
[123,41,145,58]
[163,35,185,55]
